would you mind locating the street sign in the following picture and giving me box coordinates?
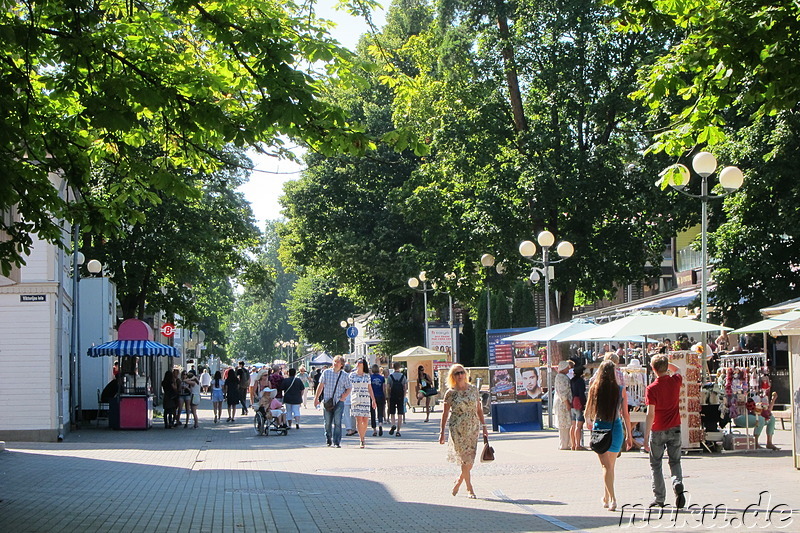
[160,323,175,337]
[346,326,358,339]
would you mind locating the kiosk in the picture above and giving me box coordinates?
[88,319,178,430]
[390,346,450,413]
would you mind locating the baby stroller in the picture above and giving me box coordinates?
[253,388,288,436]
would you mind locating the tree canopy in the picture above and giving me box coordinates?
[0,0,375,275]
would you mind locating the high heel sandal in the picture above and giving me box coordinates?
[608,500,617,511]
[602,499,609,509]
[467,491,476,499]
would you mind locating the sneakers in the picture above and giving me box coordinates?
[674,482,686,509]
[372,430,378,437]
[389,425,396,435]
[378,426,383,436]
[296,424,300,430]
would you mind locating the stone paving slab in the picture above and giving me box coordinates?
[1,395,799,532]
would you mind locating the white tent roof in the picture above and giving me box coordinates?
[501,321,596,343]
[731,309,800,334]
[391,346,448,361]
[560,312,730,342]
[770,317,800,336]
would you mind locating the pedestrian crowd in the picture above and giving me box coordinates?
[158,351,685,510]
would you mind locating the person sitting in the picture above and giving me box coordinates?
[258,388,286,428]
[733,392,779,450]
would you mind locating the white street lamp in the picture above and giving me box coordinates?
[662,152,743,380]
[407,272,433,348]
[520,232,575,429]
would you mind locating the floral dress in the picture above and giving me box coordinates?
[445,385,480,465]
[349,372,372,418]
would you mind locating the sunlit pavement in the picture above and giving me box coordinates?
[1,395,798,532]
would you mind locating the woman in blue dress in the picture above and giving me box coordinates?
[585,360,632,511]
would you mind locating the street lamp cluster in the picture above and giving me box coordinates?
[274,339,298,362]
[407,271,457,359]
[662,151,744,379]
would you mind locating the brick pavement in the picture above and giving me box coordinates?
[1,395,798,532]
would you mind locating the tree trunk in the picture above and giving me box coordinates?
[496,5,526,135]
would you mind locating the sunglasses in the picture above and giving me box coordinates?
[452,370,466,376]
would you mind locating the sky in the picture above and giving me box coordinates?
[237,2,387,229]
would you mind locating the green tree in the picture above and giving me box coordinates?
[709,112,800,328]
[0,0,376,275]
[382,0,691,322]
[285,275,358,353]
[608,0,800,156]
[511,281,537,328]
[228,221,297,362]
[84,149,260,342]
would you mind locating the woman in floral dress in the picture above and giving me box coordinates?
[349,359,377,448]
[439,363,488,498]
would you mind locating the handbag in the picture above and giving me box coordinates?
[480,434,495,463]
[571,396,583,410]
[590,426,613,454]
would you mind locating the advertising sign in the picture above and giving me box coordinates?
[490,366,516,403]
[428,327,456,360]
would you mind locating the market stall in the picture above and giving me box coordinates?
[88,319,178,430]
[390,346,450,413]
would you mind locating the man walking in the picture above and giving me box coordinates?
[370,364,386,436]
[235,361,250,416]
[314,355,352,447]
[644,354,686,508]
[386,362,407,437]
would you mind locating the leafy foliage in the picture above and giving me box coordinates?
[0,0,374,274]
[608,0,800,156]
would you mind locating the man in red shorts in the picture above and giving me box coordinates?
[643,354,685,509]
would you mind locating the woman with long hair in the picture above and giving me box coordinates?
[585,360,632,511]
[439,364,488,498]
[349,359,377,448]
[211,370,224,423]
[224,368,240,422]
[161,370,178,429]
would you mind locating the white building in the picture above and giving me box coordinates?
[0,222,75,441]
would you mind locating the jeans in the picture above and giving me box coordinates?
[323,400,344,445]
[649,426,683,504]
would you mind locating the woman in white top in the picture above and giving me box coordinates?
[349,359,377,448]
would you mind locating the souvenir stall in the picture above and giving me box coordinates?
[714,352,769,451]
[88,319,178,430]
[390,346,449,413]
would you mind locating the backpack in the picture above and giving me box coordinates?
[388,373,405,401]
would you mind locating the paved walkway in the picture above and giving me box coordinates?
[1,395,799,532]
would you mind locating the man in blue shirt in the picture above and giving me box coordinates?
[314,355,352,448]
[369,364,386,436]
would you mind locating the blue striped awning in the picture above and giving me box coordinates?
[87,340,179,358]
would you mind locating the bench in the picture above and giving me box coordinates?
[773,409,791,430]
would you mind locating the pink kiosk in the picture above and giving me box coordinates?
[88,318,178,430]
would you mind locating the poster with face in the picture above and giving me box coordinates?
[490,366,516,403]
[516,366,543,400]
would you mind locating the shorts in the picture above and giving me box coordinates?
[270,409,283,418]
[179,394,191,404]
[570,408,585,422]
[284,403,301,420]
[211,389,224,402]
[388,398,405,415]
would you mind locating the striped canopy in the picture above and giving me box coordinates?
[87,339,179,358]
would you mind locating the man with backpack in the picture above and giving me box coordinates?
[387,362,407,437]
[235,361,250,415]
